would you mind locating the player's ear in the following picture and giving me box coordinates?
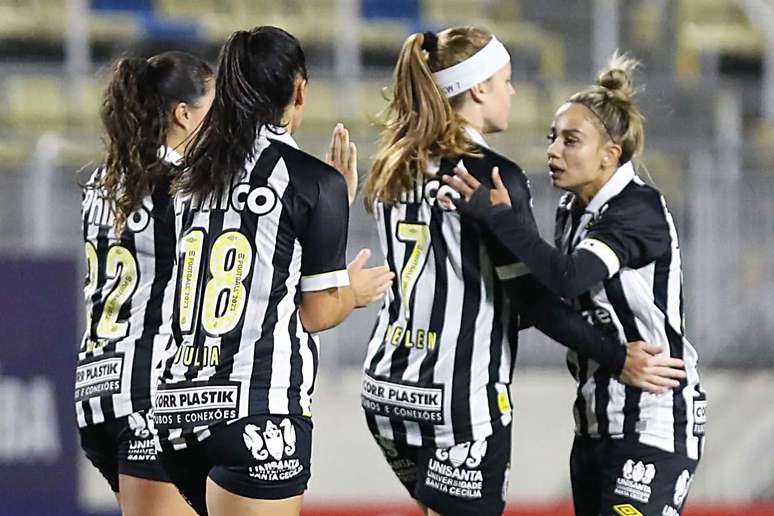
[172,102,190,131]
[468,82,486,104]
[293,77,307,109]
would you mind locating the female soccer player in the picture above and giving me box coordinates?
[153,26,393,516]
[360,30,686,516]
[77,51,213,515]
[447,54,705,516]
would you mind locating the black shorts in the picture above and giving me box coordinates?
[570,435,699,516]
[79,410,169,493]
[369,423,511,516]
[158,414,312,516]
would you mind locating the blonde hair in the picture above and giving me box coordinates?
[568,52,645,164]
[363,27,492,210]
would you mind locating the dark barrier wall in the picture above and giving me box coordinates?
[0,257,80,516]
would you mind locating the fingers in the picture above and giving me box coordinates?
[649,356,685,370]
[453,166,481,190]
[442,173,475,199]
[649,366,687,380]
[348,248,371,271]
[491,167,506,192]
[631,340,663,356]
[347,141,357,173]
[333,125,344,166]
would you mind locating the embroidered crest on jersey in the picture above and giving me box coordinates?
[243,419,303,481]
[673,470,693,507]
[612,504,643,516]
[614,459,656,503]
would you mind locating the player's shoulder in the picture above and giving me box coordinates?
[607,178,665,214]
[268,139,347,190]
[462,145,525,178]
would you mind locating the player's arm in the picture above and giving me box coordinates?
[298,173,393,334]
[510,276,684,393]
[445,166,669,298]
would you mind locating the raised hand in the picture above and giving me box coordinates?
[442,165,512,208]
[619,341,687,394]
[347,248,395,308]
[325,122,358,205]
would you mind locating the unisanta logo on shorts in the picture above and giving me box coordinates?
[243,419,296,461]
[614,459,656,503]
[435,440,487,468]
[673,470,693,507]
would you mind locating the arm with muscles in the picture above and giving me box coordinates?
[298,172,393,334]
[511,276,684,393]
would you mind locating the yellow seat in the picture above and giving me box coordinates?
[5,75,67,131]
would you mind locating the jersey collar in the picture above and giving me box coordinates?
[585,160,635,214]
[465,126,490,149]
[261,125,300,149]
[158,145,183,166]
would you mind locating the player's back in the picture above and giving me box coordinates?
[76,167,176,427]
[362,145,531,448]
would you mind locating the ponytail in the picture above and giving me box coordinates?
[363,27,491,210]
[100,56,166,233]
[99,51,213,233]
[176,26,308,198]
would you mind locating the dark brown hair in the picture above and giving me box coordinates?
[99,51,213,233]
[174,26,308,198]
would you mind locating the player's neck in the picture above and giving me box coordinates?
[456,105,484,134]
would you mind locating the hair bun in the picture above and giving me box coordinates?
[596,52,640,103]
[421,31,439,53]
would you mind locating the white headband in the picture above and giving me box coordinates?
[432,36,511,97]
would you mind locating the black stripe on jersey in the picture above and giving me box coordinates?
[212,150,281,384]
[416,207,448,445]
[389,203,420,376]
[132,178,174,410]
[247,180,297,414]
[286,310,304,414]
[386,203,421,442]
[89,224,111,341]
[485,273,505,425]
[450,216,481,443]
[366,205,398,374]
[604,276,643,435]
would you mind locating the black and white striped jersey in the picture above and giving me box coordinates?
[362,129,533,448]
[75,148,180,428]
[557,162,705,460]
[155,127,350,448]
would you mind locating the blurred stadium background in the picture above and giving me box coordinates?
[0,0,773,515]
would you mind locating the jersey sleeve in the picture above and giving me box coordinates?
[298,172,350,292]
[477,160,536,283]
[581,194,671,277]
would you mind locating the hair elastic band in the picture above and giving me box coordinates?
[431,36,510,97]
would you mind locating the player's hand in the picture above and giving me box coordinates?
[619,341,686,394]
[442,166,512,208]
[347,249,394,308]
[325,122,358,205]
